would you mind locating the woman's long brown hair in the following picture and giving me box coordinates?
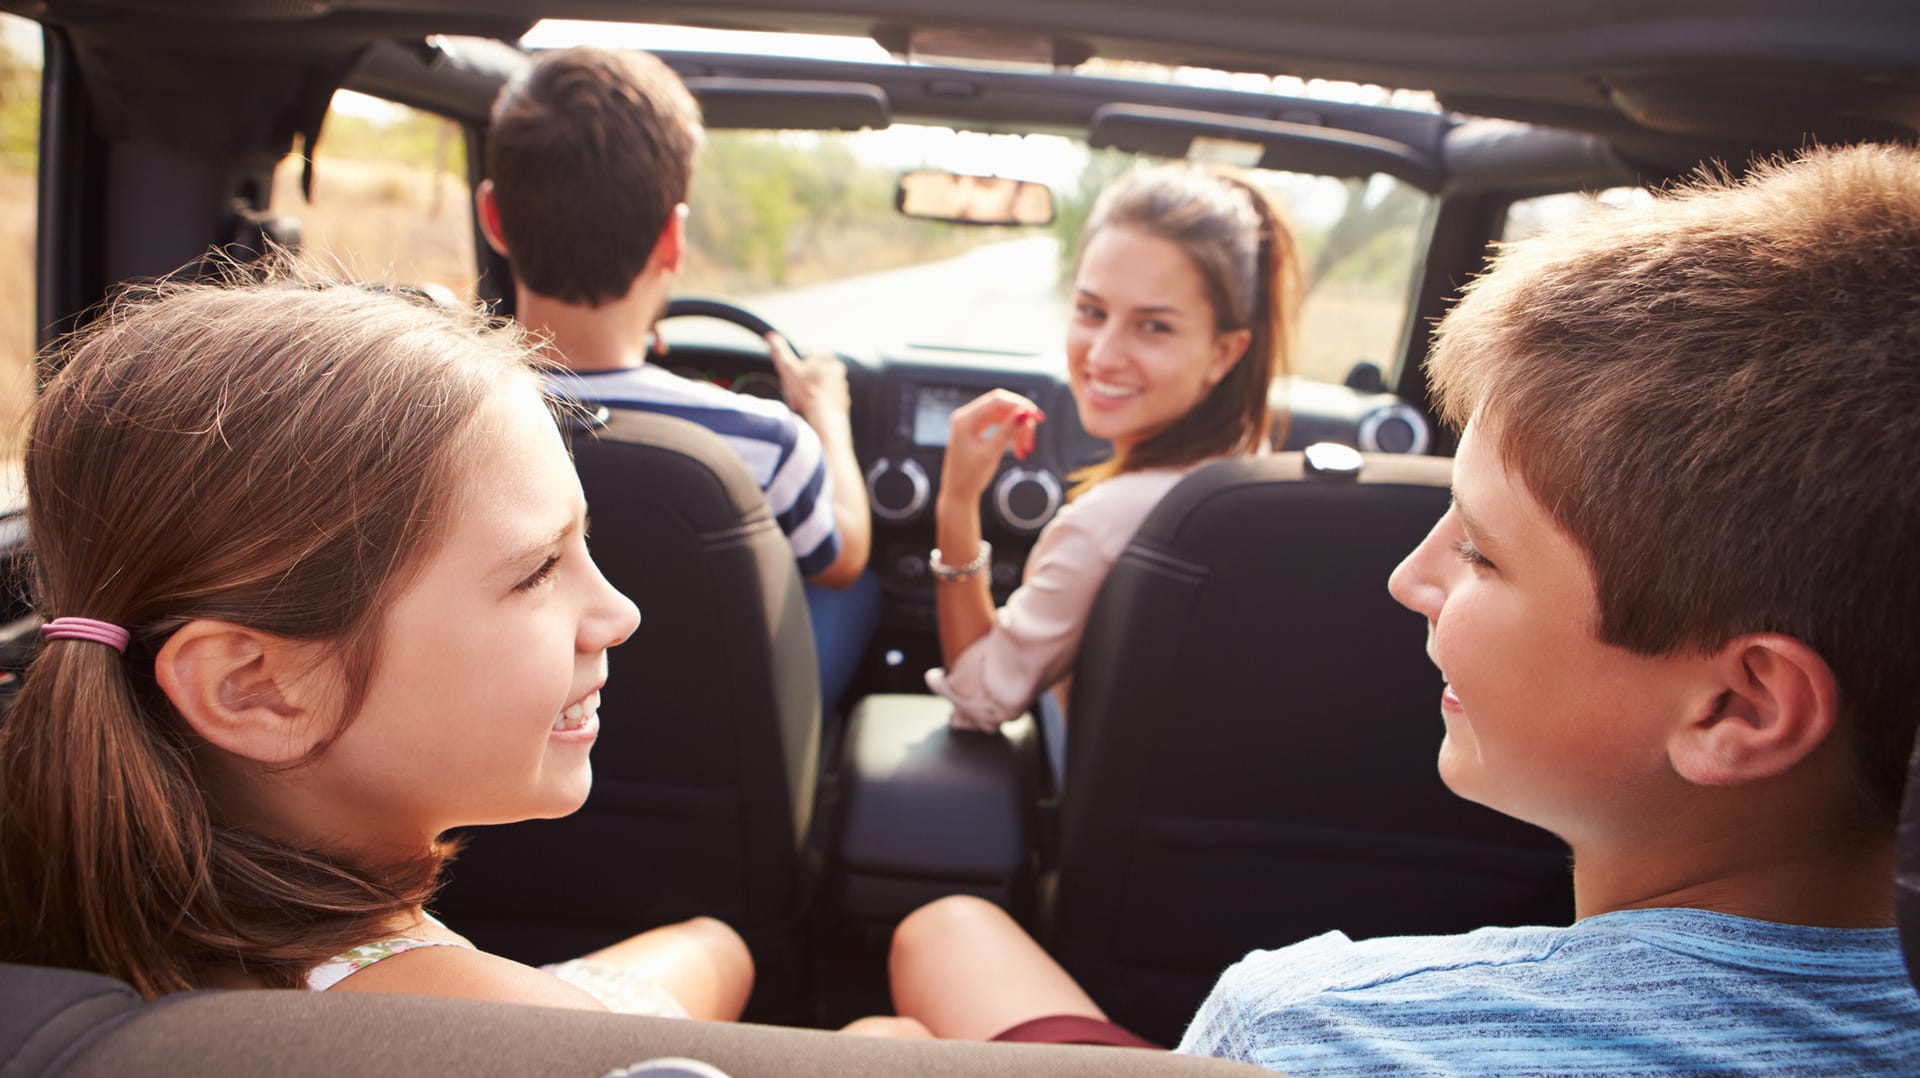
[1070,166,1303,496]
[0,269,538,996]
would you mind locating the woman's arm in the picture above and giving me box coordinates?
[934,391,1043,666]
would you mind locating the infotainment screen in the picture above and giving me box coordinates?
[911,384,976,448]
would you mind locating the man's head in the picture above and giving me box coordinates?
[1420,143,1920,824]
[483,47,703,306]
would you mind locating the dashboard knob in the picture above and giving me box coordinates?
[993,468,1062,532]
[867,458,931,523]
[1358,402,1431,455]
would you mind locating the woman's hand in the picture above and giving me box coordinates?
[940,390,1045,504]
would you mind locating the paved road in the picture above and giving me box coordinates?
[684,235,1070,362]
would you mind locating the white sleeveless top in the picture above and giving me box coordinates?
[306,932,688,1017]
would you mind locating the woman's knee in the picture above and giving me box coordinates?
[890,895,1017,974]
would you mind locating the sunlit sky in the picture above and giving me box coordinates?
[318,18,1424,224]
[523,20,895,62]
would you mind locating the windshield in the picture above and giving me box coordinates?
[669,125,1434,386]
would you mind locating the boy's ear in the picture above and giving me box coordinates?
[154,620,336,766]
[475,179,511,258]
[1668,633,1840,788]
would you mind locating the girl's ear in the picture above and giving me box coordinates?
[1668,633,1840,787]
[155,620,336,766]
[1204,327,1253,388]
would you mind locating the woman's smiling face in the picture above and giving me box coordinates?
[1065,226,1249,455]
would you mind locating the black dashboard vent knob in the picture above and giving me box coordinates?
[1357,402,1431,455]
[993,468,1062,532]
[867,458,931,522]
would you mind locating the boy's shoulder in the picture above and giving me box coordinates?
[1178,909,1919,1076]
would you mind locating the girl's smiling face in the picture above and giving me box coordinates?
[291,380,640,857]
[1066,226,1250,455]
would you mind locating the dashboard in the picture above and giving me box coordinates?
[666,341,1435,629]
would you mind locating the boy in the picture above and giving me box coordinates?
[886,143,1920,1072]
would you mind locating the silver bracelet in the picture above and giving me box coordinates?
[929,540,991,582]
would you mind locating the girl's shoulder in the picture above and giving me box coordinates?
[306,934,465,990]
[320,940,605,1011]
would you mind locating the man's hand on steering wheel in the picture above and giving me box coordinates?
[767,332,850,426]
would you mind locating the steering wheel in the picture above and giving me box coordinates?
[658,297,799,359]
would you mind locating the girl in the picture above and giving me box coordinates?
[0,271,752,1019]
[926,165,1302,733]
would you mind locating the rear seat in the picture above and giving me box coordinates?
[0,963,1265,1078]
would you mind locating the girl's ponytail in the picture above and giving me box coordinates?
[0,631,208,995]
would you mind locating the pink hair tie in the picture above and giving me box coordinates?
[40,617,132,654]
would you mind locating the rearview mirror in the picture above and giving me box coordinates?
[895,170,1055,226]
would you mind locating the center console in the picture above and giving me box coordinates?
[861,366,1100,625]
[865,377,1069,531]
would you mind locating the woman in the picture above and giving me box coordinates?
[926,164,1302,732]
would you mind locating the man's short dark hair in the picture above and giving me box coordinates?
[486,47,703,306]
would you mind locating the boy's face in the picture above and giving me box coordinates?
[1387,414,1704,843]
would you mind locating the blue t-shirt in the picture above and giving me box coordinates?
[1176,908,1920,1075]
[546,366,839,577]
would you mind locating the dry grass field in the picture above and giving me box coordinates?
[272,152,478,298]
[0,170,33,467]
[0,153,477,474]
[1296,281,1416,386]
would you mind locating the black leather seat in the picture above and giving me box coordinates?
[433,408,821,1018]
[1049,451,1574,1044]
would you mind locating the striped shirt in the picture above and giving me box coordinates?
[1176,907,1920,1075]
[547,366,840,577]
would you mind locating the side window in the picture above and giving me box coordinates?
[270,91,477,300]
[0,14,38,468]
[1502,187,1653,244]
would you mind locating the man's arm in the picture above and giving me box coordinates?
[769,335,871,589]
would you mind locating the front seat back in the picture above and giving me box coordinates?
[434,408,820,1014]
[1053,452,1573,1044]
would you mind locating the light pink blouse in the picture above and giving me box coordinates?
[926,464,1202,731]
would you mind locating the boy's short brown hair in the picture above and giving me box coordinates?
[486,47,702,306]
[1428,143,1920,820]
